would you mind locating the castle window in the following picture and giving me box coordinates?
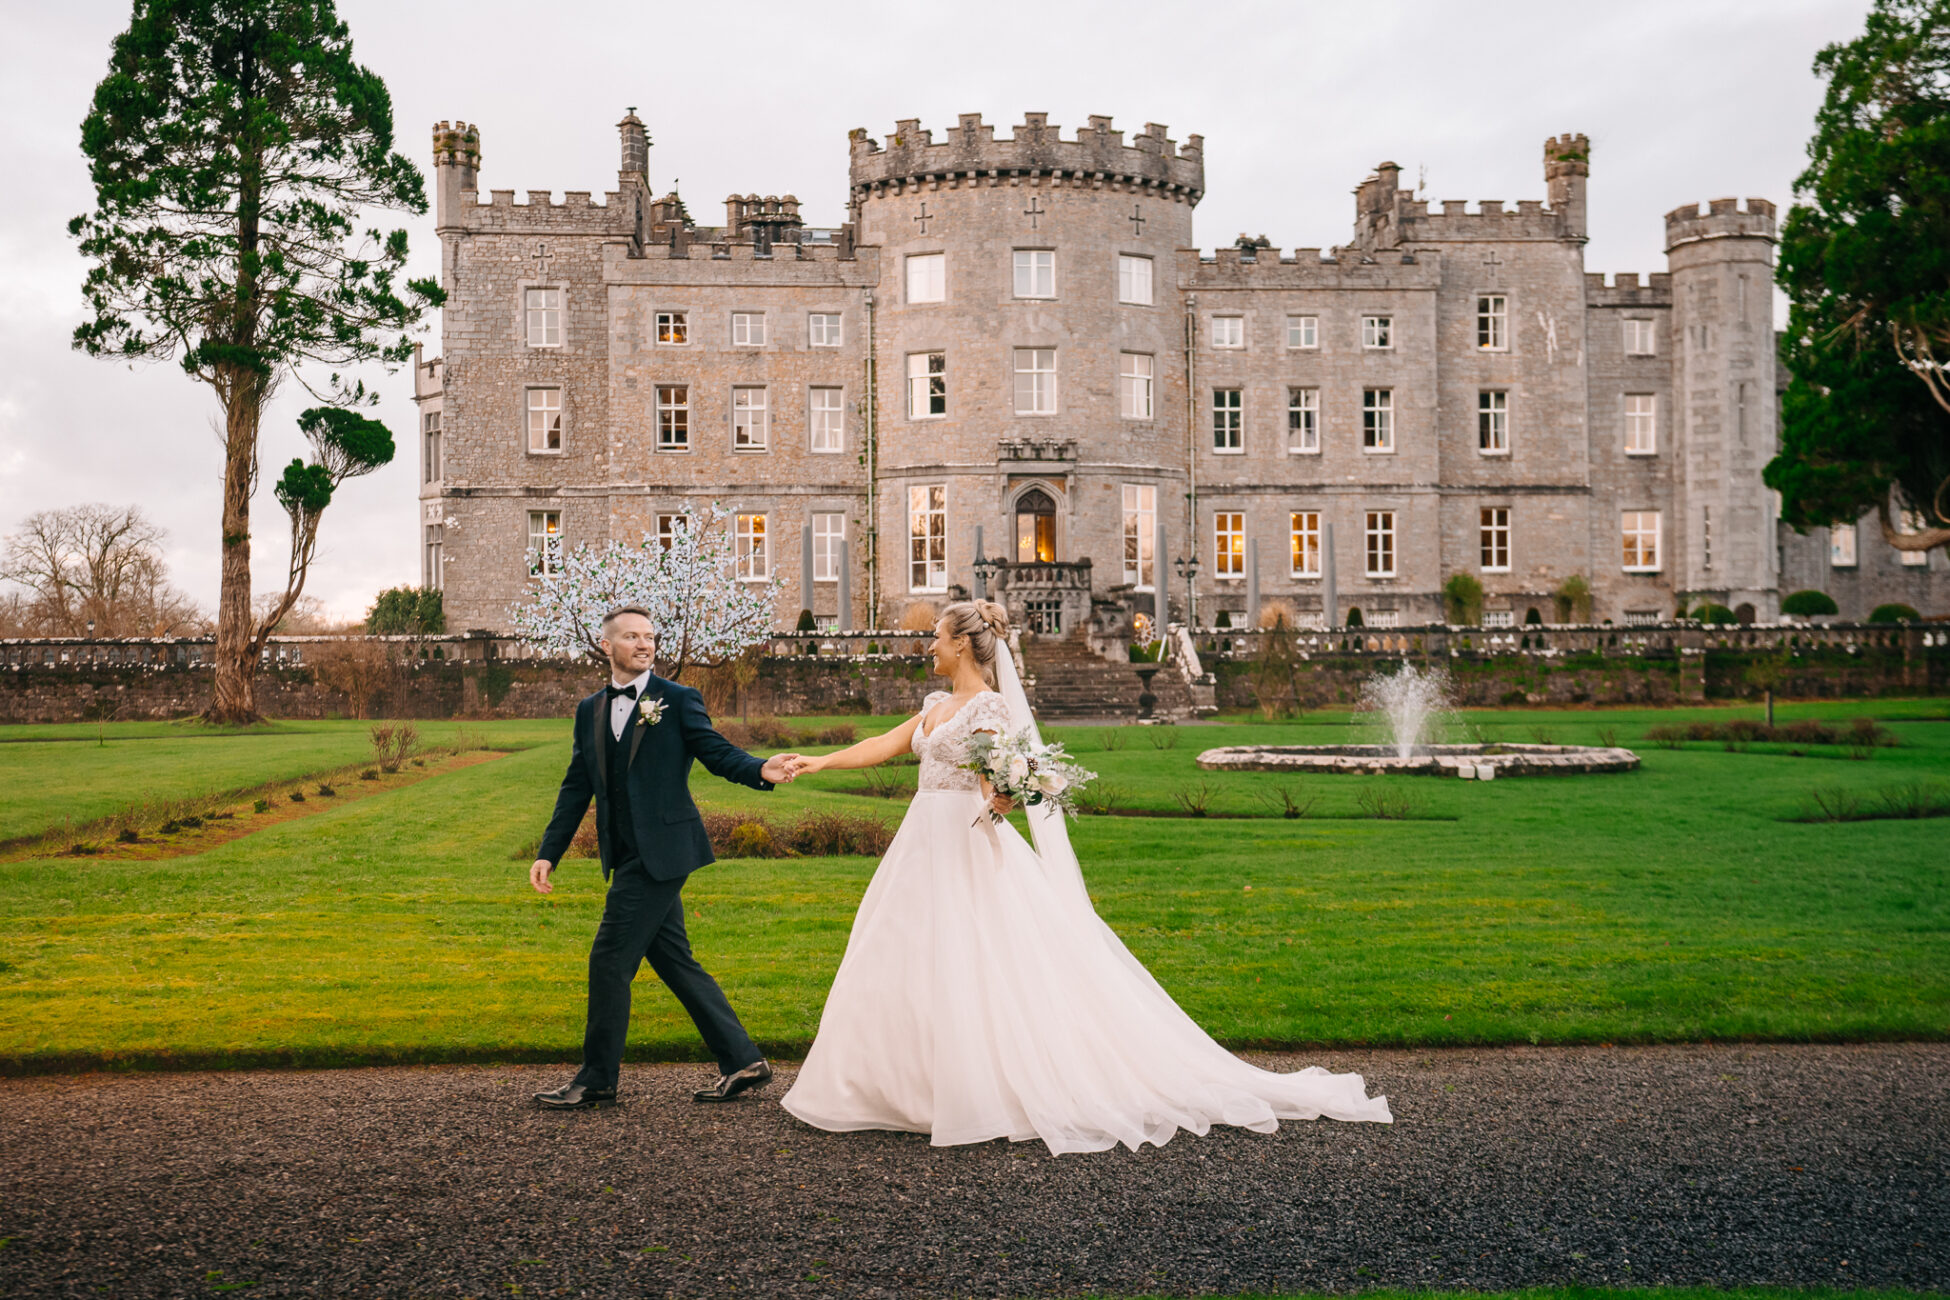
[656,311,688,345]
[909,485,947,591]
[1122,484,1156,589]
[1118,255,1153,306]
[809,387,844,453]
[1015,488,1056,563]
[814,512,846,582]
[423,523,443,590]
[735,513,769,580]
[656,385,689,451]
[1477,296,1507,351]
[1899,510,1930,566]
[654,513,690,551]
[1013,250,1055,299]
[1291,511,1321,577]
[525,288,562,348]
[422,410,441,482]
[526,510,562,576]
[1120,354,1154,420]
[1624,319,1656,356]
[1365,511,1396,577]
[1625,394,1657,454]
[809,313,842,347]
[1288,388,1319,454]
[1362,389,1393,452]
[1830,521,1857,568]
[1362,316,1393,349]
[1212,388,1243,452]
[1622,510,1661,572]
[907,253,945,304]
[1702,504,1713,570]
[1013,348,1057,414]
[1286,315,1318,349]
[732,386,768,450]
[1477,391,1508,454]
[1213,512,1244,578]
[731,312,766,347]
[1212,316,1244,349]
[526,387,563,454]
[908,352,946,418]
[1480,507,1511,572]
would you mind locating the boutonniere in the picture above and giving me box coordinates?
[637,697,666,729]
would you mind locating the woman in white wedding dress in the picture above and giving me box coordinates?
[780,600,1391,1154]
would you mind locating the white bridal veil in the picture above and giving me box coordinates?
[991,637,1093,914]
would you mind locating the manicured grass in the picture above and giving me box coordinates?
[1084,1292,1940,1300]
[0,701,1944,1071]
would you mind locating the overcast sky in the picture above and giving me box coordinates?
[1,0,1871,624]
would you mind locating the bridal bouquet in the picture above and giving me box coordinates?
[962,728,1097,824]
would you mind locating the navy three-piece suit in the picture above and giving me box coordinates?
[536,673,774,1088]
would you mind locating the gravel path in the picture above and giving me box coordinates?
[2,1044,1945,1298]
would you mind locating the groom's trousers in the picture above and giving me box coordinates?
[572,857,761,1090]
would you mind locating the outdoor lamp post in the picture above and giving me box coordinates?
[972,553,1008,601]
[1173,555,1200,628]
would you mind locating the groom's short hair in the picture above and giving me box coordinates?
[601,604,655,632]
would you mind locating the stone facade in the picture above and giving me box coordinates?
[412,110,1938,636]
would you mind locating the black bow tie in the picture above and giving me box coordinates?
[606,683,639,700]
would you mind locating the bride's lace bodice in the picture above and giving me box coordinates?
[913,690,1013,792]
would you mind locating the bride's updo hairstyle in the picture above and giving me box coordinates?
[939,599,1011,689]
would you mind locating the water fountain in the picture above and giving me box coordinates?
[1197,661,1639,778]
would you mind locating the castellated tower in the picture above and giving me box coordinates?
[1664,197,1779,616]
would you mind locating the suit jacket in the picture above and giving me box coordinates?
[536,675,772,881]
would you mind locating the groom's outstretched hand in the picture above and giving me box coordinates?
[529,858,554,894]
[761,753,803,784]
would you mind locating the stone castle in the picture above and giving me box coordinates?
[411,110,1943,637]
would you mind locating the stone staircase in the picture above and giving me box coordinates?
[1020,631,1190,722]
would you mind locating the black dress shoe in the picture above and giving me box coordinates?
[692,1059,772,1103]
[534,1082,617,1110]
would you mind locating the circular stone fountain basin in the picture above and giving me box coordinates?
[1195,743,1640,777]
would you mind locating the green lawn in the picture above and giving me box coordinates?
[0,700,1944,1071]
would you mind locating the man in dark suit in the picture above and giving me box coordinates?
[529,605,801,1110]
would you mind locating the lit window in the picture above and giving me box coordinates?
[909,485,947,591]
[1212,316,1244,349]
[655,385,688,451]
[1362,316,1392,349]
[813,512,845,582]
[1478,391,1508,454]
[1122,485,1156,589]
[809,313,842,347]
[809,387,844,453]
[422,410,441,482]
[1013,249,1055,298]
[1365,511,1396,577]
[526,510,561,576]
[1118,255,1153,305]
[526,388,562,453]
[525,288,562,348]
[1286,315,1318,349]
[1290,511,1320,577]
[1119,354,1154,419]
[1013,348,1057,414]
[1480,507,1511,571]
[1624,319,1656,356]
[1622,510,1661,572]
[1362,389,1393,452]
[731,312,766,346]
[1288,388,1319,453]
[1829,521,1857,568]
[1213,512,1244,578]
[654,513,690,551]
[655,311,688,345]
[906,253,945,303]
[1212,389,1243,452]
[908,352,946,418]
[1899,510,1931,565]
[1625,394,1657,454]
[732,386,768,450]
[1477,295,1507,350]
[735,513,768,580]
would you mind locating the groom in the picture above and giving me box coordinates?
[529,605,800,1110]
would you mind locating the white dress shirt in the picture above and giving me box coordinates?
[609,668,652,741]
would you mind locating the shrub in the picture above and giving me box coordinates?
[1869,602,1922,623]
[1847,717,1896,753]
[315,783,336,797]
[1597,727,1619,748]
[1552,575,1592,623]
[1644,724,1688,749]
[1355,787,1425,820]
[1098,727,1127,751]
[786,811,895,858]
[1172,781,1214,817]
[859,765,915,799]
[1258,599,1300,630]
[253,797,273,813]
[1698,603,1738,625]
[1685,722,1718,742]
[1777,719,1839,746]
[360,769,379,781]
[804,723,857,746]
[726,821,777,857]
[1256,784,1315,820]
[1345,607,1364,628]
[369,723,420,773]
[1876,781,1950,819]
[366,586,445,636]
[116,828,140,844]
[1781,589,1839,617]
[1795,785,1863,822]
[159,819,183,834]
[1074,781,1126,816]
[1442,573,1485,624]
[795,607,818,632]
[1527,726,1557,745]
[1214,609,1233,628]
[1147,726,1180,750]
[897,601,940,632]
[1722,719,1769,746]
[745,716,797,748]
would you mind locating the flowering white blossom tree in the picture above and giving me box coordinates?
[509,504,781,673]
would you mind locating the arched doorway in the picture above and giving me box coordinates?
[1015,487,1056,563]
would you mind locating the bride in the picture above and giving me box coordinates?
[779,600,1392,1154]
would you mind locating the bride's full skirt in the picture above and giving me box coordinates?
[781,789,1392,1154]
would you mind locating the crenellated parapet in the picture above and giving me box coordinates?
[1181,244,1441,291]
[1584,270,1672,307]
[848,112,1204,205]
[1663,197,1776,250]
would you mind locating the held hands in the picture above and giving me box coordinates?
[761,752,807,784]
